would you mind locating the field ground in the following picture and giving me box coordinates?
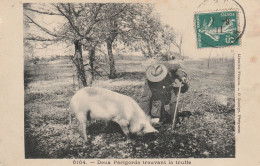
[24,56,235,158]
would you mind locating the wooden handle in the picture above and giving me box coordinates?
[172,81,182,130]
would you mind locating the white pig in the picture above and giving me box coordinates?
[69,87,158,141]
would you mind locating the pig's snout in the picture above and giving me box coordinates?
[140,124,158,135]
[144,128,158,134]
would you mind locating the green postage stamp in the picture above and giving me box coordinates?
[195,11,239,48]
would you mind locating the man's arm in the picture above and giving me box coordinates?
[166,63,189,93]
[162,63,185,79]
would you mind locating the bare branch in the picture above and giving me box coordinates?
[110,4,128,19]
[54,4,84,38]
[24,14,64,38]
[84,4,104,36]
[24,36,59,41]
[24,7,62,16]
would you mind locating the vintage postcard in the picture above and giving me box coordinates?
[0,0,260,165]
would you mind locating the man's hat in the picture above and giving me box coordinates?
[146,64,168,82]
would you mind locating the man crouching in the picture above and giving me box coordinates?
[139,61,190,126]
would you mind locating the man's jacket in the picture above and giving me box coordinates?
[139,62,189,116]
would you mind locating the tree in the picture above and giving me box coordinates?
[161,25,174,57]
[172,30,183,56]
[118,4,185,60]
[132,5,162,57]
[118,4,165,58]
[96,4,143,79]
[82,40,100,85]
[24,3,104,87]
[24,3,172,85]
[98,4,128,79]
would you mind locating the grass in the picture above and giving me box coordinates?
[24,56,235,158]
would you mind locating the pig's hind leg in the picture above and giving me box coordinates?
[76,111,89,142]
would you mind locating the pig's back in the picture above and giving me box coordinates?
[71,87,132,120]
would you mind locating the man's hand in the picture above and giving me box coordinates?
[164,104,170,113]
[181,77,189,84]
[172,77,189,87]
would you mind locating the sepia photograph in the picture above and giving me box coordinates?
[23,2,237,159]
[1,0,260,165]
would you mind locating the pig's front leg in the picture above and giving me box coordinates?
[120,126,130,136]
[113,118,130,136]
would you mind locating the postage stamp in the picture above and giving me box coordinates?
[195,11,239,48]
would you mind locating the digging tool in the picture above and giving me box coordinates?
[172,81,182,130]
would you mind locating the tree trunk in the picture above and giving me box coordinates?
[147,42,152,57]
[178,46,182,57]
[140,47,147,57]
[208,56,210,69]
[208,48,213,69]
[73,40,87,88]
[178,37,183,57]
[88,46,95,85]
[106,40,116,79]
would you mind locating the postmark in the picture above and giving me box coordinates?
[195,11,240,48]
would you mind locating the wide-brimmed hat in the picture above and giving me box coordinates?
[146,64,168,82]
